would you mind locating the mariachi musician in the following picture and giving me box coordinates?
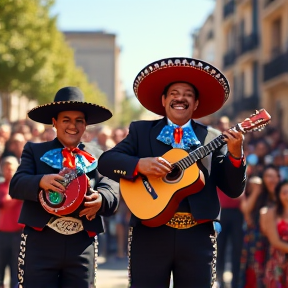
[98,57,247,288]
[9,87,119,288]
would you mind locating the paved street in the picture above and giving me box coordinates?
[96,256,129,288]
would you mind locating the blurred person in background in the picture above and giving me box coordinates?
[260,180,288,287]
[215,116,244,288]
[239,164,280,288]
[95,126,115,151]
[0,124,11,143]
[1,133,26,163]
[12,123,32,142]
[246,139,271,177]
[30,122,45,143]
[81,126,103,159]
[0,156,22,288]
[111,127,131,260]
[40,126,56,142]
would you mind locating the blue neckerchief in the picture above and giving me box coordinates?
[157,120,201,150]
[40,148,97,174]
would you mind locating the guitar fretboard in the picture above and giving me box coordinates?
[176,134,227,170]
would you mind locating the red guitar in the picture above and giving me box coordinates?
[39,167,89,216]
[120,109,271,227]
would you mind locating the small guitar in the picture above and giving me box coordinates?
[39,167,89,216]
[120,109,271,227]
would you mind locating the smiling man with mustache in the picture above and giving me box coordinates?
[98,57,247,288]
[9,87,119,288]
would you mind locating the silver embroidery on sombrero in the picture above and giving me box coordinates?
[127,227,133,287]
[28,101,108,114]
[210,234,217,287]
[18,233,28,287]
[133,58,229,103]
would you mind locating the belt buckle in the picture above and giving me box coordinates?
[47,217,84,235]
[166,212,197,229]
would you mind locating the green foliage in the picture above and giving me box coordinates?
[111,94,145,127]
[0,0,107,106]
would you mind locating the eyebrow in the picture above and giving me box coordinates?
[170,88,195,93]
[62,115,85,120]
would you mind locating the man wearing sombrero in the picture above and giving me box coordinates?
[9,87,119,288]
[98,57,246,287]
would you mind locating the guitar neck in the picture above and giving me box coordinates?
[176,134,227,170]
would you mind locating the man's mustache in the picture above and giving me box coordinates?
[170,100,189,108]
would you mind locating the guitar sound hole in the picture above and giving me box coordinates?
[44,190,66,208]
[164,165,183,183]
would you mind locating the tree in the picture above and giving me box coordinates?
[111,93,145,127]
[0,0,108,119]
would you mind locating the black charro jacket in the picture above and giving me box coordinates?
[9,138,119,233]
[98,118,246,226]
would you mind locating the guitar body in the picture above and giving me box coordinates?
[120,148,205,227]
[39,174,88,216]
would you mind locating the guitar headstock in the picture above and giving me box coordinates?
[236,109,271,133]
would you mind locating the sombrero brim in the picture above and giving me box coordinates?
[133,57,230,119]
[28,101,112,125]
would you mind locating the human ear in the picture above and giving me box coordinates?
[52,118,56,128]
[161,95,165,107]
[194,100,199,111]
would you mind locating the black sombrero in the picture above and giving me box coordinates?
[28,86,112,125]
[133,57,230,119]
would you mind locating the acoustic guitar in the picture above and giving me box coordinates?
[120,109,271,227]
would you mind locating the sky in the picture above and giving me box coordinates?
[51,0,215,95]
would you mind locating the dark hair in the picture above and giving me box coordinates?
[254,164,280,212]
[275,180,288,216]
[162,81,199,100]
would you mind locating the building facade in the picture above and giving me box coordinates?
[192,0,288,139]
[64,31,124,114]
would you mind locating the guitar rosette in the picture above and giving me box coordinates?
[39,167,89,216]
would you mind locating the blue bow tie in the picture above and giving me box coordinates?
[157,124,201,150]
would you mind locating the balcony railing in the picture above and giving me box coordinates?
[263,51,288,82]
[223,1,235,18]
[223,50,236,68]
[239,33,258,55]
[233,94,259,113]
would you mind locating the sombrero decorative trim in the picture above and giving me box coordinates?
[133,57,230,119]
[28,87,112,125]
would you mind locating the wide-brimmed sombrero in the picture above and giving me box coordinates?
[133,57,230,119]
[28,86,112,125]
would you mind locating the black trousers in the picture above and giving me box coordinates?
[130,222,215,288]
[216,208,243,288]
[18,226,95,288]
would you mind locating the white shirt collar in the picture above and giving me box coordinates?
[167,118,192,129]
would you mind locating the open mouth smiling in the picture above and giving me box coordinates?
[170,102,189,110]
[65,129,78,135]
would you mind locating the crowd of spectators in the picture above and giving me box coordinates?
[0,114,288,288]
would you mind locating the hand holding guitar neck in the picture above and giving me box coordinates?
[222,128,244,159]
